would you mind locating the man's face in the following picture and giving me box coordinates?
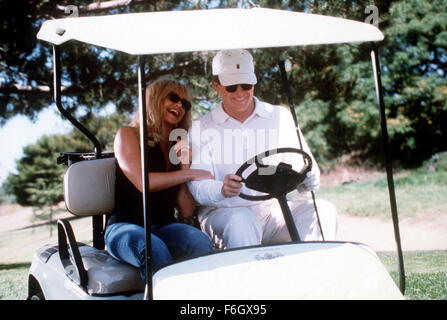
[213,81,255,119]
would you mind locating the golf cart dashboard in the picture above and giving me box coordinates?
[57,151,115,166]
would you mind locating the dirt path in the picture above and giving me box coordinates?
[337,214,447,251]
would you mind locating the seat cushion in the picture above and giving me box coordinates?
[79,245,144,295]
[64,158,116,217]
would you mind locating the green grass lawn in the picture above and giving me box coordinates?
[378,250,447,300]
[318,170,447,219]
[0,262,29,300]
[0,215,92,300]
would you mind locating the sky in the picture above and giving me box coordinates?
[0,103,118,185]
[0,105,72,185]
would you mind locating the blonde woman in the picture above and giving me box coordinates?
[105,78,213,283]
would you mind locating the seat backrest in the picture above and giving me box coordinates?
[64,157,116,217]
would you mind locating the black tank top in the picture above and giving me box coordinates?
[107,143,178,228]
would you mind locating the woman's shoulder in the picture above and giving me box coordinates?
[114,126,139,152]
[116,126,138,139]
[117,125,137,134]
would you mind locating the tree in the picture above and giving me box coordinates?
[5,134,75,235]
[5,112,128,216]
[0,0,213,124]
[378,0,447,165]
[7,135,70,207]
[253,0,447,168]
[2,0,446,170]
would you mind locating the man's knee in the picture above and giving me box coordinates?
[314,199,338,239]
[288,199,338,240]
[223,208,257,228]
[204,207,262,249]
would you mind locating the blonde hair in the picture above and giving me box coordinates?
[130,78,192,146]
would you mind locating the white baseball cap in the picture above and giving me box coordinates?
[212,49,257,86]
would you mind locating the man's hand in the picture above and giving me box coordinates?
[221,174,243,198]
[297,170,320,193]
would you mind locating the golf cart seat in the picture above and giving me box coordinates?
[59,157,144,296]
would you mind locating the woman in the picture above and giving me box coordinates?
[105,78,214,283]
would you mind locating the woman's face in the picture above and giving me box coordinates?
[161,90,188,127]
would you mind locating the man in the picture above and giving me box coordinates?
[187,49,337,249]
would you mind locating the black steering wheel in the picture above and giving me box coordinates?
[235,147,312,242]
[235,147,312,201]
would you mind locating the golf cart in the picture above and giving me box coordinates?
[28,8,405,300]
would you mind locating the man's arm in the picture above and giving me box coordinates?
[187,178,225,207]
[186,138,250,207]
[186,121,226,206]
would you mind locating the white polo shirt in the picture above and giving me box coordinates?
[187,97,318,210]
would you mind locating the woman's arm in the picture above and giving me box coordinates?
[114,126,212,192]
[176,183,197,218]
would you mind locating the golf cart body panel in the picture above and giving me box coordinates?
[29,7,405,300]
[37,8,383,55]
[29,244,143,300]
[153,242,402,300]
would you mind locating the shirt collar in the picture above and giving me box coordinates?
[211,97,270,124]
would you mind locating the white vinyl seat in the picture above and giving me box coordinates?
[63,158,144,295]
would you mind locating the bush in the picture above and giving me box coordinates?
[424,152,447,172]
[0,183,16,205]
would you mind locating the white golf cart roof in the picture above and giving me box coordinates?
[37,8,383,54]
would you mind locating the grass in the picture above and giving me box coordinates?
[318,169,447,219]
[0,214,92,300]
[0,263,29,300]
[378,250,447,300]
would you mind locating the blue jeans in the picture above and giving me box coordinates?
[105,222,213,283]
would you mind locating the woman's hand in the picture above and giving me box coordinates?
[188,169,214,181]
[173,139,191,167]
[176,169,213,219]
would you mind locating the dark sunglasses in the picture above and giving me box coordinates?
[167,92,191,111]
[224,83,253,93]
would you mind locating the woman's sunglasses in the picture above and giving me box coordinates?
[224,84,253,93]
[167,92,192,111]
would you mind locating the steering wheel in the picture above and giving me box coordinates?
[235,147,312,201]
[235,147,312,242]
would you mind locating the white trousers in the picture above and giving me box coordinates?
[198,199,338,249]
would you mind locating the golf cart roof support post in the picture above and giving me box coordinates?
[278,60,325,241]
[52,45,103,159]
[137,56,153,300]
[370,45,405,295]
[53,45,105,250]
